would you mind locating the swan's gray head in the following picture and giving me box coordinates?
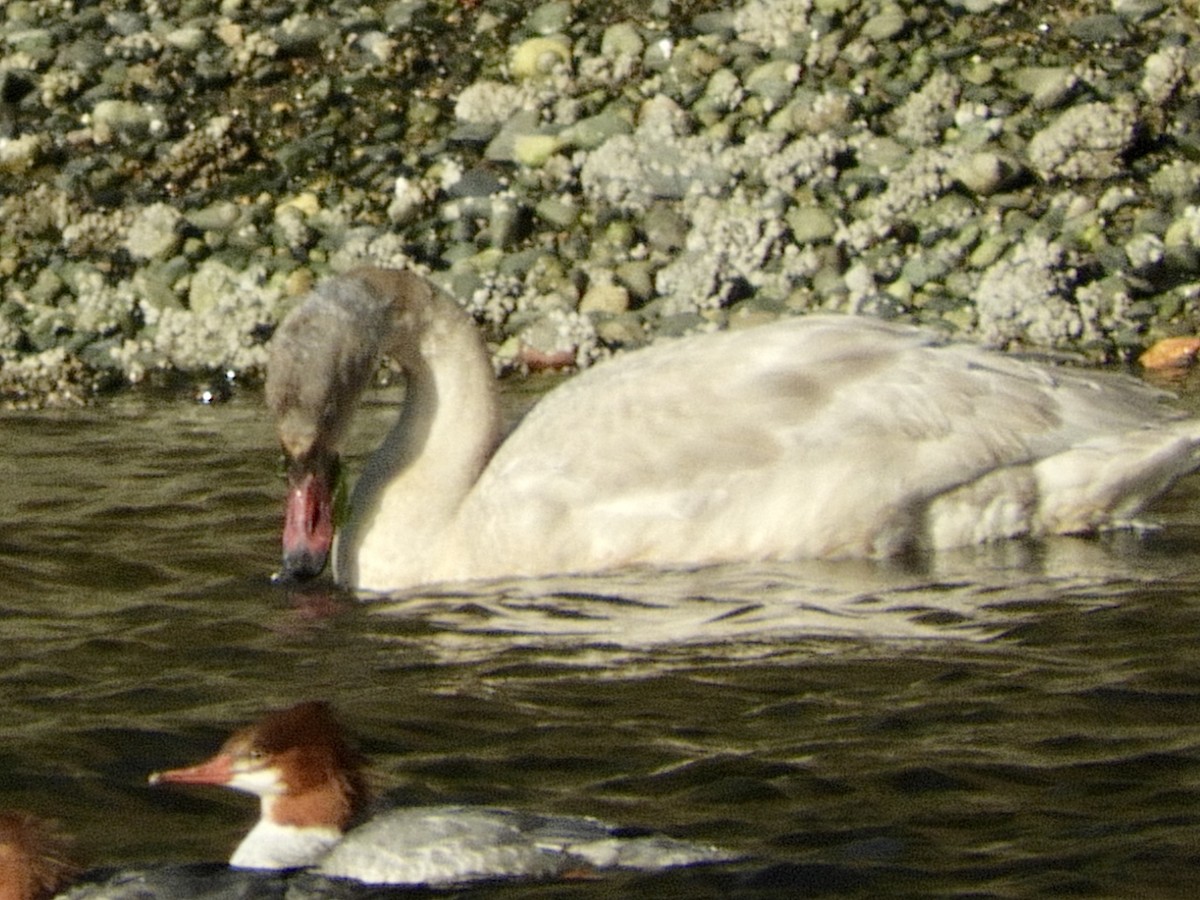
[266,273,394,462]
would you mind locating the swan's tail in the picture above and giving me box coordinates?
[1032,422,1200,535]
[923,422,1200,548]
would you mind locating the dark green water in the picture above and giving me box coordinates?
[3,387,1200,898]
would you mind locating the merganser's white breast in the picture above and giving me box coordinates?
[229,819,341,871]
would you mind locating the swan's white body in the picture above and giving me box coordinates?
[265,267,1200,594]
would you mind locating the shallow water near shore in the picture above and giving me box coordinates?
[4,378,1200,898]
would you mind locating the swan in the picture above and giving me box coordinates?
[265,266,1200,594]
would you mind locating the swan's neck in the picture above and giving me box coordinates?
[335,281,501,590]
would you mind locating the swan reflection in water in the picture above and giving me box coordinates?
[277,528,1196,668]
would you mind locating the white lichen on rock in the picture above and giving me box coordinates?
[0,346,92,408]
[388,175,431,224]
[215,18,279,74]
[1165,205,1200,250]
[1148,159,1200,200]
[757,132,846,193]
[838,148,955,252]
[61,207,133,256]
[88,99,165,144]
[1140,45,1188,106]
[464,270,521,327]
[38,68,83,106]
[892,70,961,147]
[655,192,787,315]
[518,307,600,368]
[125,203,183,261]
[328,231,417,274]
[1074,277,1135,346]
[1125,232,1165,271]
[0,134,42,173]
[68,267,135,335]
[120,261,284,376]
[455,80,538,126]
[1026,99,1138,182]
[974,234,1080,347]
[104,28,165,62]
[580,96,730,212]
[732,0,813,51]
[272,204,312,253]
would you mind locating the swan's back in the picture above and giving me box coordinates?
[445,316,1200,580]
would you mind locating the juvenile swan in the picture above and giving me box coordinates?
[266,267,1200,594]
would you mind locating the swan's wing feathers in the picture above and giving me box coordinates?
[489,317,1073,498]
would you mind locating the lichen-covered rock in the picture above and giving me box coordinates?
[892,71,960,147]
[1026,100,1139,182]
[580,97,730,211]
[116,261,284,379]
[455,81,534,127]
[974,235,1080,347]
[89,99,165,144]
[125,203,184,261]
[0,134,41,173]
[732,0,812,50]
[838,149,955,252]
[655,193,787,315]
[1140,44,1187,105]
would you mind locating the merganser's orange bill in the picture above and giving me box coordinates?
[148,752,235,787]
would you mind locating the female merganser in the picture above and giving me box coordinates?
[267,267,1200,594]
[0,813,77,900]
[149,701,734,887]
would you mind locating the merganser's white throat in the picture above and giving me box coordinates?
[229,818,341,870]
[267,267,1200,594]
[149,702,733,887]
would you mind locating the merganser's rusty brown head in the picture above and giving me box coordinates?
[149,701,370,834]
[0,812,79,900]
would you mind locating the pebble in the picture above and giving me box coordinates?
[579,274,630,314]
[786,206,837,244]
[860,5,908,42]
[510,36,572,79]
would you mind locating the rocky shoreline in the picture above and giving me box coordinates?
[0,0,1197,407]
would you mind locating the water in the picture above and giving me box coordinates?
[3,380,1200,898]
